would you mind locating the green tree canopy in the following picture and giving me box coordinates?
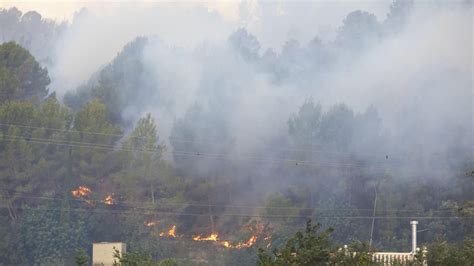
[0,41,49,103]
[257,220,334,266]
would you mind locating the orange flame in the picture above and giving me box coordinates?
[145,221,157,227]
[168,225,177,237]
[71,186,93,204]
[151,222,271,249]
[222,223,270,249]
[234,235,258,249]
[158,225,177,238]
[193,233,219,241]
[71,186,91,198]
[191,232,260,249]
[222,241,232,248]
[103,194,114,205]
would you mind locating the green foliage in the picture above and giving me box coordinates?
[112,247,177,266]
[114,113,178,204]
[288,99,322,148]
[70,99,122,181]
[75,248,89,266]
[157,258,179,266]
[336,10,381,49]
[64,37,150,124]
[257,220,333,266]
[0,23,471,266]
[288,98,382,153]
[21,203,87,265]
[0,215,26,264]
[121,113,164,174]
[170,103,234,178]
[228,28,261,61]
[329,241,375,266]
[0,7,65,63]
[0,41,49,103]
[427,239,474,266]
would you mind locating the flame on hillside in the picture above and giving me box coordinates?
[191,223,271,249]
[71,186,91,198]
[145,221,158,227]
[158,225,177,238]
[192,232,260,249]
[168,225,177,237]
[234,235,258,249]
[71,186,93,204]
[193,233,219,241]
[222,241,232,248]
[146,221,271,249]
[103,194,114,205]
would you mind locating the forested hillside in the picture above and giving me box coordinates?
[0,1,472,265]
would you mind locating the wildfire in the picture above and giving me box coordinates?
[158,225,177,238]
[234,235,258,249]
[71,185,93,204]
[103,194,114,205]
[148,222,272,250]
[193,233,219,241]
[192,232,260,249]
[71,186,91,198]
[145,221,157,227]
[168,225,177,237]
[222,241,232,248]
[223,223,272,249]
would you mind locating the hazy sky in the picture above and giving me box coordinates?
[0,0,391,24]
[0,0,240,21]
[0,0,394,52]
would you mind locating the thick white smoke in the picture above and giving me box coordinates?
[20,0,472,175]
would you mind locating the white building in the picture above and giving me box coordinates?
[92,242,126,266]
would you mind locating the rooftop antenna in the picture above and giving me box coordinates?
[410,220,418,253]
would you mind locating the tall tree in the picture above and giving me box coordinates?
[257,220,333,266]
[70,99,122,187]
[118,113,166,203]
[0,42,49,103]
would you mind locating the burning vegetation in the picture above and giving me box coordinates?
[145,221,158,227]
[70,186,271,250]
[71,185,93,204]
[71,186,115,206]
[168,225,177,238]
[191,224,269,249]
[102,194,114,205]
[71,186,91,198]
[157,225,177,238]
[150,222,271,249]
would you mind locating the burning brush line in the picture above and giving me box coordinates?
[149,223,271,249]
[71,186,91,198]
[71,185,115,206]
[72,186,271,249]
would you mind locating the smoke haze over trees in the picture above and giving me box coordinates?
[0,0,472,264]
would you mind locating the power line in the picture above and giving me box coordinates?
[0,122,399,160]
[3,204,470,220]
[3,190,460,214]
[0,122,145,140]
[1,134,429,177]
[0,134,402,171]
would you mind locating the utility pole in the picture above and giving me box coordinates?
[208,196,215,233]
[369,185,378,248]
